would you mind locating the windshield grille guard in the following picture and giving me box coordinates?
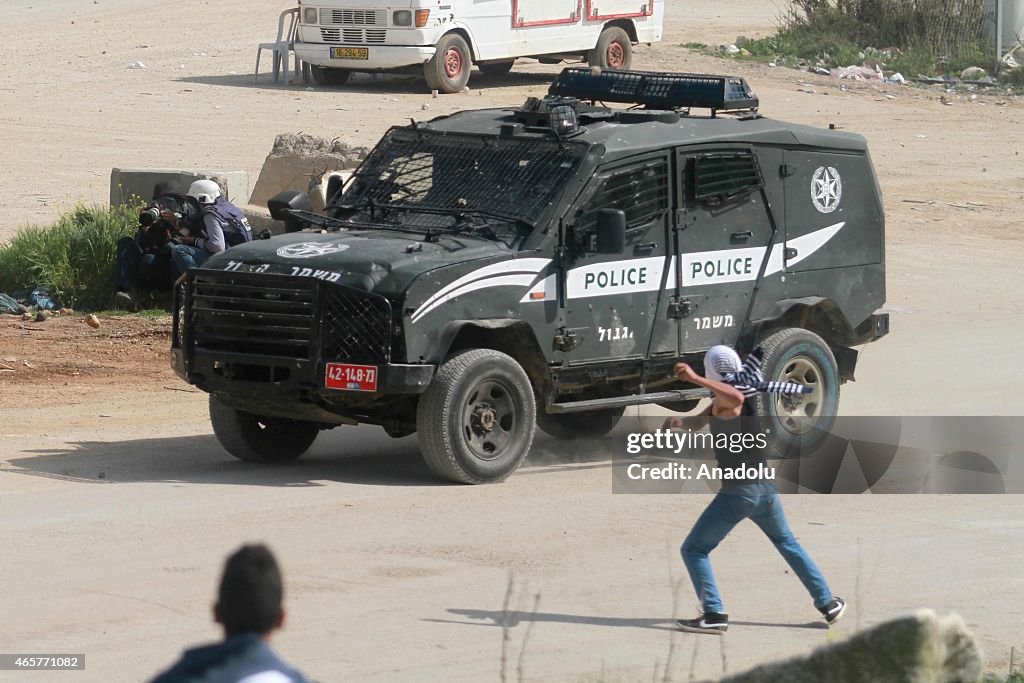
[341,128,587,226]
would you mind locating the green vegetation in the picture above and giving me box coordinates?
[722,0,995,78]
[0,203,141,311]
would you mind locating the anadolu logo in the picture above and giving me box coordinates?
[276,242,350,259]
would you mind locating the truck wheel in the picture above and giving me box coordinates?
[588,26,633,70]
[209,396,320,463]
[536,408,624,440]
[424,33,472,93]
[310,65,351,86]
[416,349,536,483]
[753,329,839,458]
[478,60,515,77]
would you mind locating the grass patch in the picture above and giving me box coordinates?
[0,203,141,311]
[724,0,995,77]
[682,41,707,50]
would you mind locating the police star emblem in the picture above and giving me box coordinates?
[811,166,842,214]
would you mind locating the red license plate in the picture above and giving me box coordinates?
[325,363,379,392]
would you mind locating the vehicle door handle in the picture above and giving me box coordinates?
[633,242,658,255]
[785,247,798,259]
[730,231,753,243]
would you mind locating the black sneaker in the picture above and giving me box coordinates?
[820,597,847,625]
[676,612,728,634]
[113,291,138,312]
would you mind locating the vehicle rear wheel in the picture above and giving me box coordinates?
[310,65,351,86]
[424,33,472,93]
[209,395,320,463]
[416,349,536,483]
[752,328,839,458]
[536,407,624,440]
[588,26,633,70]
[478,59,515,77]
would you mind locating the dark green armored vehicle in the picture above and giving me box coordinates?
[171,68,889,483]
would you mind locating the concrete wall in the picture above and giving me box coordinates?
[110,168,249,206]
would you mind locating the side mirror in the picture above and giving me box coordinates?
[324,175,345,207]
[595,208,627,254]
[268,191,313,233]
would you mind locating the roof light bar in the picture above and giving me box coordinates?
[548,68,759,114]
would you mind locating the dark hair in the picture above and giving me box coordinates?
[217,544,284,637]
[151,181,186,199]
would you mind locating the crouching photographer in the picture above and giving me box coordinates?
[114,181,200,310]
[167,179,253,281]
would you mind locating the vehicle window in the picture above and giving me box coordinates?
[691,152,762,203]
[576,159,669,249]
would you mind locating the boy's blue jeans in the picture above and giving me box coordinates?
[681,481,833,614]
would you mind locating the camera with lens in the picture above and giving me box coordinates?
[139,193,200,251]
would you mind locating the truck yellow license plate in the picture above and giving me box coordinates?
[331,47,369,60]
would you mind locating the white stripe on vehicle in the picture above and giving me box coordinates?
[410,258,551,322]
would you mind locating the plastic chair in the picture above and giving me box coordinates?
[255,8,303,85]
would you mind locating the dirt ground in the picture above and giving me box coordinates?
[2,1,1024,681]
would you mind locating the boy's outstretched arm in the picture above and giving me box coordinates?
[674,363,745,417]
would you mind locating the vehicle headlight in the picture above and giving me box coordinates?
[303,7,318,24]
[393,9,412,26]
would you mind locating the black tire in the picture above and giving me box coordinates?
[209,395,320,463]
[536,407,624,440]
[752,329,839,459]
[478,60,515,77]
[310,65,351,86]
[416,349,536,483]
[588,26,633,70]
[424,33,472,93]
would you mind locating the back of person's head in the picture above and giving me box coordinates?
[215,544,284,638]
[704,345,742,381]
[151,180,186,199]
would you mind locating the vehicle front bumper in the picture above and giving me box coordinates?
[171,348,435,397]
[294,43,436,70]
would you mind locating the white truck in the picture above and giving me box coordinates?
[293,0,664,93]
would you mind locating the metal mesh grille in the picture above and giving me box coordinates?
[576,159,670,235]
[343,130,587,224]
[693,153,763,202]
[321,286,392,364]
[320,8,386,25]
[190,274,316,359]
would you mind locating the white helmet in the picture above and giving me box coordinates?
[187,179,221,205]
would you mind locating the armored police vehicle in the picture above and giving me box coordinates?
[171,68,889,483]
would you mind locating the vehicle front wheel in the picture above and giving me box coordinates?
[310,65,351,86]
[753,328,839,458]
[536,407,624,440]
[424,33,472,93]
[588,26,633,70]
[416,349,536,483]
[209,396,320,463]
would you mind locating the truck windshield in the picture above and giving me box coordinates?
[338,128,588,243]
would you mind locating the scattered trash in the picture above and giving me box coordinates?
[0,293,26,315]
[431,90,439,98]
[739,48,751,57]
[723,44,740,55]
[811,66,831,76]
[127,61,147,69]
[60,308,74,316]
[23,360,36,368]
[30,287,59,310]
[915,134,927,138]
[960,66,988,81]
[834,63,883,81]
[21,312,33,322]
[940,94,953,106]
[886,94,896,100]
[421,103,430,111]
[797,88,815,94]
[768,62,777,68]
[886,72,906,85]
[86,314,101,329]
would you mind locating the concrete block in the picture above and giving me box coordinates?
[110,168,249,206]
[249,133,367,211]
